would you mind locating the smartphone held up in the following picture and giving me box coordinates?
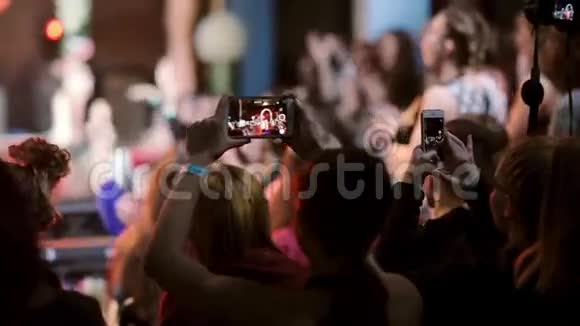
[421,109,445,152]
[227,96,295,139]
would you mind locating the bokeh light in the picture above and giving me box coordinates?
[0,0,11,14]
[45,18,65,41]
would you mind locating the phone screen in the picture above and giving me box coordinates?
[422,115,445,151]
[554,1,576,22]
[227,97,292,138]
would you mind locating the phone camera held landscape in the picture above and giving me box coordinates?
[227,97,293,139]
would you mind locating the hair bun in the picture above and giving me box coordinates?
[9,138,71,188]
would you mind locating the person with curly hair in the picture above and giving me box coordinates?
[6,137,71,228]
[0,137,106,325]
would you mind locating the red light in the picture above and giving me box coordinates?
[0,0,11,14]
[45,18,64,41]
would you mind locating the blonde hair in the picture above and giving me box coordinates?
[191,164,273,267]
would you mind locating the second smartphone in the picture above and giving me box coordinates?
[421,109,445,152]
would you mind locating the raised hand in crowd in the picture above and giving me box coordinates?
[185,96,250,165]
[434,132,480,191]
[282,103,323,162]
[306,32,339,66]
[377,128,508,326]
[146,94,422,326]
[395,145,438,186]
[306,32,346,104]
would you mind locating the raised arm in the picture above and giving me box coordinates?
[144,158,206,292]
[307,33,342,104]
[165,0,200,97]
[375,148,436,272]
[145,98,311,324]
[303,33,362,148]
[145,97,249,303]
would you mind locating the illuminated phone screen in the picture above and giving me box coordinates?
[554,1,576,22]
[227,98,291,138]
[423,116,445,151]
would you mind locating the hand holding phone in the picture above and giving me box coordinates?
[227,96,295,139]
[434,132,479,189]
[421,109,445,152]
[186,96,250,164]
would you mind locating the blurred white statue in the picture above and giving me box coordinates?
[165,0,200,96]
[155,57,180,117]
[49,91,75,147]
[86,99,117,165]
[49,37,95,148]
[122,58,177,163]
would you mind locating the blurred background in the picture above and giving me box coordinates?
[0,0,525,322]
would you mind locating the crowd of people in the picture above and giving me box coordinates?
[2,3,580,326]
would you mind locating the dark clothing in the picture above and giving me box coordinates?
[506,245,580,325]
[509,288,580,325]
[25,290,105,326]
[20,263,106,326]
[376,182,504,326]
[160,247,306,326]
[305,266,388,326]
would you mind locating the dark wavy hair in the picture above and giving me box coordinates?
[0,160,41,320]
[1,138,71,322]
[379,30,424,109]
[5,137,71,229]
[443,6,491,68]
[295,149,392,257]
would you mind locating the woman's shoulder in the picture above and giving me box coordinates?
[380,272,422,300]
[424,84,454,99]
[54,290,103,310]
[422,84,458,116]
[382,273,423,326]
[368,257,423,326]
[28,290,105,326]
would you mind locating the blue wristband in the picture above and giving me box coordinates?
[184,164,209,176]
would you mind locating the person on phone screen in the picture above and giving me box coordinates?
[258,109,275,135]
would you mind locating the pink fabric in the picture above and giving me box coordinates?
[271,227,309,268]
[130,148,168,166]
